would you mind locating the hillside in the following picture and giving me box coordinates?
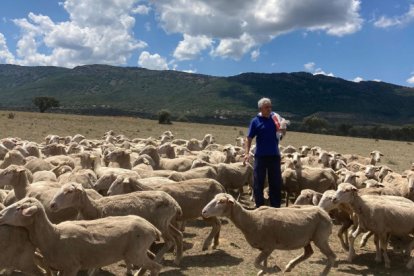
[0,64,413,125]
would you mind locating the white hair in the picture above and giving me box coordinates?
[258,97,271,109]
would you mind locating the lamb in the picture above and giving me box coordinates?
[333,183,414,268]
[202,193,336,275]
[0,197,162,276]
[107,177,226,251]
[50,182,183,265]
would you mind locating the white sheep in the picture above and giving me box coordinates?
[107,177,226,251]
[0,197,162,275]
[50,182,183,265]
[202,193,336,275]
[333,183,414,268]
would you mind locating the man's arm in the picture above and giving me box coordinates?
[243,137,253,165]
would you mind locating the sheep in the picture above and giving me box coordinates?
[44,155,76,169]
[318,190,354,251]
[168,166,218,182]
[293,189,323,205]
[0,189,8,203]
[0,197,162,276]
[202,193,336,276]
[190,161,253,200]
[298,145,311,156]
[50,182,183,265]
[107,177,226,251]
[58,168,97,189]
[186,134,215,151]
[140,145,194,172]
[281,145,297,154]
[91,153,140,179]
[104,148,133,169]
[0,224,48,275]
[25,157,55,173]
[33,170,58,182]
[0,165,101,223]
[0,143,8,160]
[41,143,67,156]
[0,149,26,169]
[157,142,176,159]
[282,166,337,206]
[235,136,245,147]
[22,141,41,158]
[333,183,414,268]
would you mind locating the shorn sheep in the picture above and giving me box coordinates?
[50,182,183,265]
[202,193,336,276]
[0,197,162,276]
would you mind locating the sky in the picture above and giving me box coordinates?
[0,0,413,86]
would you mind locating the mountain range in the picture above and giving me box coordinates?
[0,64,413,126]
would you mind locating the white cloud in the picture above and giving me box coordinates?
[304,62,315,72]
[138,51,169,70]
[303,62,334,77]
[144,22,151,32]
[153,0,363,60]
[0,33,15,64]
[374,4,414,28]
[353,76,363,82]
[407,75,414,84]
[132,5,151,15]
[173,34,213,61]
[314,68,334,77]
[10,0,147,67]
[182,69,197,73]
[250,49,260,61]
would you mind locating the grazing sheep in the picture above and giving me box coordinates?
[202,193,336,276]
[108,177,226,251]
[0,197,162,276]
[50,182,183,265]
[333,183,414,268]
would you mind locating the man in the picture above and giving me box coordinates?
[243,97,286,208]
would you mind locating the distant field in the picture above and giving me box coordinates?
[1,110,412,172]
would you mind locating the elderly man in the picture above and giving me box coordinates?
[243,97,287,208]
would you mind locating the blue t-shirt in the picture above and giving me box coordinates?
[248,114,280,156]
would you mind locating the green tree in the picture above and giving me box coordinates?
[158,109,172,124]
[33,97,60,113]
[302,115,328,133]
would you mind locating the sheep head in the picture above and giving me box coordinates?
[50,182,84,212]
[333,183,358,204]
[0,197,42,227]
[202,193,235,218]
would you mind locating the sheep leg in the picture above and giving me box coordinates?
[360,231,373,248]
[132,251,161,276]
[338,224,349,251]
[285,244,314,272]
[374,233,381,263]
[202,216,221,251]
[379,234,391,268]
[348,225,363,262]
[169,224,184,265]
[254,249,276,276]
[285,192,290,207]
[313,239,337,276]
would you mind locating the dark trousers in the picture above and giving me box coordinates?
[253,155,282,208]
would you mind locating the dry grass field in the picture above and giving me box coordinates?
[1,110,414,276]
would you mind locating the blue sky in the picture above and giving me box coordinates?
[0,0,413,86]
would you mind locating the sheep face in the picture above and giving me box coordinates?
[364,165,379,178]
[370,150,383,163]
[93,173,117,191]
[107,176,133,196]
[202,193,235,218]
[342,171,359,185]
[286,152,304,168]
[0,198,40,227]
[0,165,26,187]
[318,190,337,212]
[333,183,358,204]
[50,183,83,212]
[294,190,321,206]
[318,151,333,166]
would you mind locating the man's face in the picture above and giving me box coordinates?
[260,102,272,117]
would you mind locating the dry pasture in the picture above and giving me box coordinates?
[1,110,414,276]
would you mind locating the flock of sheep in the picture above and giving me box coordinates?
[0,130,413,276]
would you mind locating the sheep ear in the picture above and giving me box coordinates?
[227,197,235,205]
[312,194,321,206]
[21,205,38,217]
[355,175,360,178]
[351,187,358,192]
[402,175,407,178]
[16,167,26,173]
[380,153,384,156]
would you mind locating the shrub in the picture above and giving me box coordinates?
[158,109,172,124]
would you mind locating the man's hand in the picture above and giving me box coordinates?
[243,153,250,166]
